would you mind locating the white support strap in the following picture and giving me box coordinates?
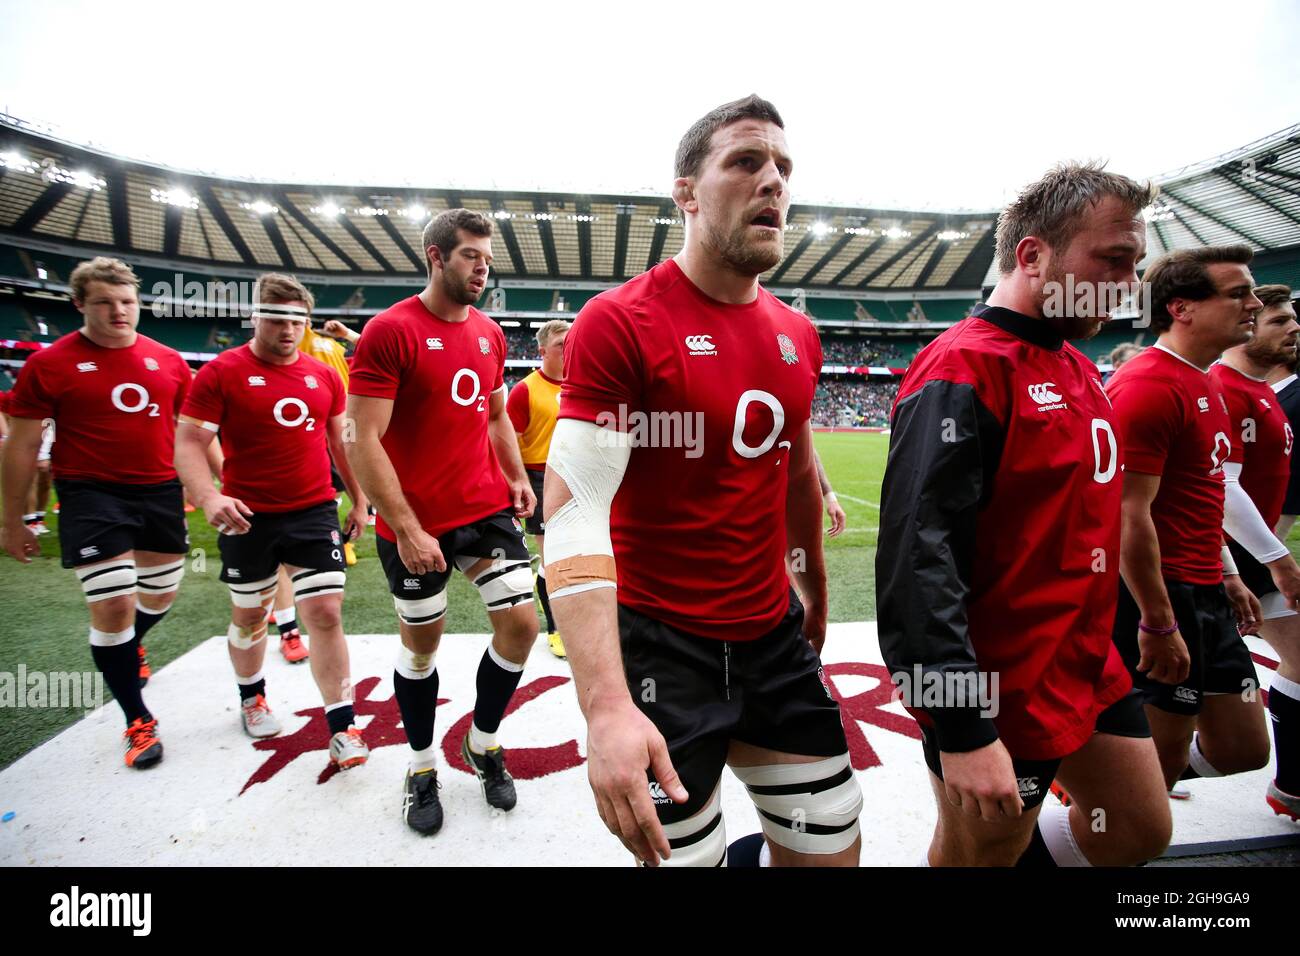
[136,558,185,595]
[463,557,533,611]
[227,573,280,609]
[395,643,436,681]
[227,620,268,650]
[393,590,447,627]
[731,753,863,856]
[75,560,137,604]
[291,568,346,602]
[658,784,726,868]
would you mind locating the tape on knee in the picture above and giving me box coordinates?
[292,568,346,602]
[227,619,268,650]
[136,558,185,596]
[732,753,863,855]
[657,783,726,868]
[76,559,137,604]
[464,557,534,611]
[393,590,446,627]
[227,573,279,609]
[396,644,436,680]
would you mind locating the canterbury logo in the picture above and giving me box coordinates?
[248,376,266,386]
[1027,383,1062,404]
[76,362,98,372]
[685,335,716,356]
[403,578,420,589]
[1174,686,1198,703]
[1016,776,1040,796]
[648,781,672,804]
[426,338,443,350]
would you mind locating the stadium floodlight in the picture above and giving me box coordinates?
[354,206,388,216]
[882,226,912,240]
[150,187,198,209]
[314,202,342,217]
[492,210,514,220]
[936,230,970,242]
[241,200,278,216]
[528,321,547,328]
[403,204,428,221]
[531,212,556,221]
[810,221,834,238]
[651,216,681,226]
[1144,203,1175,223]
[843,226,876,237]
[500,320,521,327]
[570,214,599,222]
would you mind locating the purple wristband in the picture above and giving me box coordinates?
[1138,620,1179,637]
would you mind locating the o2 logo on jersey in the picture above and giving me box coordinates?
[111,382,160,418]
[451,368,487,412]
[732,390,787,463]
[1209,431,1231,476]
[273,397,315,431]
[1091,418,1117,483]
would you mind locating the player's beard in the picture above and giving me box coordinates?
[441,270,480,306]
[704,217,782,277]
[1244,333,1295,368]
[1038,260,1105,341]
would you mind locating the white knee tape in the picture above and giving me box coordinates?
[227,620,268,650]
[658,784,726,868]
[732,753,863,855]
[89,625,136,647]
[393,590,447,627]
[76,560,137,604]
[396,644,436,681]
[471,559,534,611]
[292,568,346,602]
[227,573,279,609]
[136,558,185,595]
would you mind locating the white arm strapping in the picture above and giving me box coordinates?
[544,418,632,598]
[1222,461,1291,564]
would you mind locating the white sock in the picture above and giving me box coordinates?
[1038,802,1091,867]
[468,721,497,755]
[236,669,265,686]
[409,744,437,773]
[273,607,296,627]
[1188,732,1223,778]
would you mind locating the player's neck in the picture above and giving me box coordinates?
[673,248,760,306]
[540,361,563,382]
[1155,330,1219,372]
[249,338,299,366]
[1266,363,1296,387]
[419,284,470,323]
[1220,345,1273,381]
[79,325,137,350]
[983,278,1043,320]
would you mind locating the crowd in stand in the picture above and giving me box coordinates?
[818,337,909,367]
[811,378,899,427]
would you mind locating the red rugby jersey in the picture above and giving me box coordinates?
[348,297,510,540]
[558,259,822,642]
[876,305,1130,760]
[1211,361,1294,529]
[1107,345,1232,586]
[7,330,189,484]
[182,344,344,513]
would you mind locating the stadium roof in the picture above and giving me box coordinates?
[0,115,995,294]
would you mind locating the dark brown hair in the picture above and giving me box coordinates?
[675,94,784,180]
[1142,245,1255,333]
[422,208,494,274]
[1254,283,1293,311]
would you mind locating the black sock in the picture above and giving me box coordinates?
[394,669,439,751]
[92,637,150,725]
[134,604,169,643]
[1269,676,1300,795]
[326,703,356,735]
[238,677,266,702]
[473,648,524,735]
[536,572,556,633]
[1015,820,1058,867]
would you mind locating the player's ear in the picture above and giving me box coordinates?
[427,245,443,273]
[1016,236,1044,278]
[672,178,697,215]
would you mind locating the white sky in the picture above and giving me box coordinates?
[1,0,1298,211]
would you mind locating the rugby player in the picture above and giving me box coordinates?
[1,257,190,768]
[175,274,369,766]
[506,318,570,658]
[1108,246,1274,797]
[544,95,863,867]
[877,164,1172,866]
[1213,284,1300,819]
[346,208,538,835]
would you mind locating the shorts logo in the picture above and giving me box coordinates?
[79,546,99,558]
[305,375,319,390]
[777,333,798,365]
[648,781,673,805]
[685,334,716,356]
[1017,776,1040,797]
[512,517,524,535]
[330,530,341,546]
[426,338,443,350]
[144,357,159,371]
[403,578,421,589]
[1174,686,1198,704]
[817,665,834,700]
[478,336,491,355]
[228,568,241,578]
[76,362,98,372]
[248,376,266,387]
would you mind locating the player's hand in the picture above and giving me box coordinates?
[202,494,254,535]
[1224,574,1262,636]
[397,525,446,575]
[321,320,351,341]
[1136,627,1191,684]
[586,699,688,867]
[511,477,536,519]
[342,505,367,542]
[1266,556,1300,612]
[2,523,39,563]
[938,739,1023,821]
[803,599,828,656]
[825,495,846,538]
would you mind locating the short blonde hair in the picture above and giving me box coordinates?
[69,257,139,302]
[536,319,571,348]
[254,273,315,313]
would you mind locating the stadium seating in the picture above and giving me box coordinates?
[0,245,30,280]
[0,299,33,339]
